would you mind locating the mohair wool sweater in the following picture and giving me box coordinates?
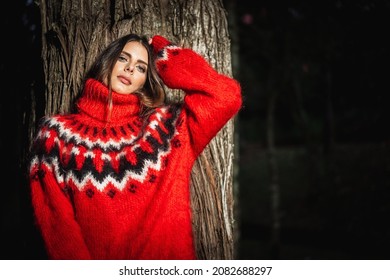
[29,36,242,260]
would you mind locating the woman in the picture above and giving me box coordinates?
[29,34,242,259]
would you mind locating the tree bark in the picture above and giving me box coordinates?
[32,0,237,260]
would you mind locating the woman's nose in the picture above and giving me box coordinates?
[125,64,134,73]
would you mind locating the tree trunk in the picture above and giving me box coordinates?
[224,0,241,259]
[32,0,237,260]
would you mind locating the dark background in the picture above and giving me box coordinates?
[1,0,389,259]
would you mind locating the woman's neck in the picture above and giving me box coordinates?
[76,79,141,125]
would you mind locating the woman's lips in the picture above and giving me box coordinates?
[118,75,131,85]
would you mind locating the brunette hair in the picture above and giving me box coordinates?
[84,33,166,119]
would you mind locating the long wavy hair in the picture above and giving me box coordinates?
[84,33,166,121]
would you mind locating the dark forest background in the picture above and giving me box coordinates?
[1,0,389,259]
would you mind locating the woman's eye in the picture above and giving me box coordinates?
[118,55,128,62]
[136,65,146,73]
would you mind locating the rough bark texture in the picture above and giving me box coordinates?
[34,0,236,259]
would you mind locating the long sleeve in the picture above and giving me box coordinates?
[151,35,242,157]
[27,78,208,260]
[29,120,91,259]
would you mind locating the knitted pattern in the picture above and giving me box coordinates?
[29,35,242,260]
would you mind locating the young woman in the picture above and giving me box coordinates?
[29,33,242,259]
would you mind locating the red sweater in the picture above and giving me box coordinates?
[29,36,242,259]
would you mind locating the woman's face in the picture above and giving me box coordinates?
[109,41,149,94]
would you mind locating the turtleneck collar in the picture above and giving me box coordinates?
[76,78,141,124]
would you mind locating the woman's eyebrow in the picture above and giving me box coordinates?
[121,51,148,66]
